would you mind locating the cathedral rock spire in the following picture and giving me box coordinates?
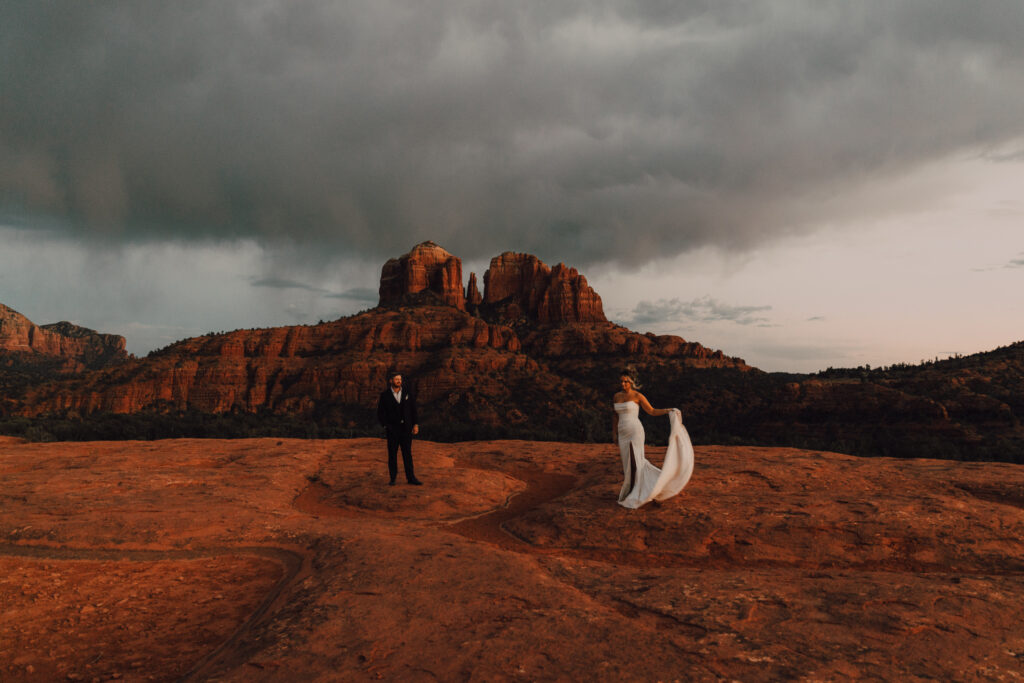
[482,252,606,323]
[378,241,466,310]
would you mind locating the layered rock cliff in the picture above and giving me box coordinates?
[0,303,127,370]
[21,306,583,429]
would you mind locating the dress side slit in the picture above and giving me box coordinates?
[627,442,638,495]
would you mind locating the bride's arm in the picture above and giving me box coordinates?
[637,393,670,417]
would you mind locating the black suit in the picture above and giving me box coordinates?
[377,388,418,482]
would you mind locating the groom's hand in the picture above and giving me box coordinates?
[412,424,419,435]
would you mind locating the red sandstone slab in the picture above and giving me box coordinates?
[1,437,1023,680]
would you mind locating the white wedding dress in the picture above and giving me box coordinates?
[615,402,694,509]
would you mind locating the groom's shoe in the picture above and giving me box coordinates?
[407,478,423,486]
[388,479,396,486]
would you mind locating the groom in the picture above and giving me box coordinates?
[376,370,422,486]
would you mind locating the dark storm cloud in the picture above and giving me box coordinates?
[324,287,378,302]
[982,148,1024,163]
[3,1,1024,266]
[251,278,377,300]
[252,278,329,293]
[622,296,771,327]
[988,200,1024,217]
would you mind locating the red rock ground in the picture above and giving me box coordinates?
[1,435,1023,681]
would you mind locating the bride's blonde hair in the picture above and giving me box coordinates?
[619,367,642,390]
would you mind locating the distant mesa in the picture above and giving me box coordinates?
[378,241,607,325]
[0,303,127,370]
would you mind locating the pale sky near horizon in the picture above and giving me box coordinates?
[2,3,1022,373]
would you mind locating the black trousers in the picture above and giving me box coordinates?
[386,428,415,482]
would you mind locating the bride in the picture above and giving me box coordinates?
[612,370,695,509]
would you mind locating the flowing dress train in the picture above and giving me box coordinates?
[615,402,694,509]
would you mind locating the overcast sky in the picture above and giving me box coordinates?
[2,2,1022,371]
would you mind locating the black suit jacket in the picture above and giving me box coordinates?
[377,388,417,434]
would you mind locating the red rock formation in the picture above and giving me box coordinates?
[465,272,482,308]
[0,303,127,370]
[482,252,606,323]
[12,244,1023,461]
[520,322,750,369]
[10,245,749,427]
[483,252,549,309]
[22,306,532,416]
[537,263,606,324]
[378,242,465,310]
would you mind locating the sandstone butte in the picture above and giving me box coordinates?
[482,251,607,324]
[1,435,1023,681]
[379,241,467,311]
[18,242,747,418]
[379,241,606,324]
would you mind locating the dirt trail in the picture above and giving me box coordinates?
[176,546,311,682]
[445,467,577,549]
[290,461,579,549]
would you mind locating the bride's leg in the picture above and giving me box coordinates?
[627,442,638,494]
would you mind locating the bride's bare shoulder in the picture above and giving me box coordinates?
[613,391,638,404]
